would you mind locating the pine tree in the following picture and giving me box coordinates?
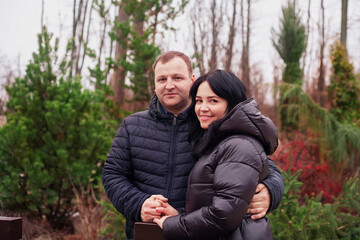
[269,169,360,239]
[0,27,114,227]
[328,41,360,126]
[272,0,306,133]
[109,0,187,110]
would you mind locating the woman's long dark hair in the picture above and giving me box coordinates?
[188,70,247,158]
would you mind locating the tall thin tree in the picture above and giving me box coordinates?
[208,0,222,71]
[340,0,348,50]
[318,0,326,107]
[110,1,129,107]
[272,0,306,132]
[224,0,238,71]
[190,0,207,75]
[240,0,251,95]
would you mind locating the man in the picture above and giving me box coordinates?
[102,51,284,239]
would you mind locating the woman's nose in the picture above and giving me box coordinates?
[200,104,209,111]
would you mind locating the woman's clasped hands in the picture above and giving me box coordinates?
[153,195,178,228]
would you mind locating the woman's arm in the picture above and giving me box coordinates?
[160,138,265,240]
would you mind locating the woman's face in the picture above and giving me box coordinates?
[195,81,228,129]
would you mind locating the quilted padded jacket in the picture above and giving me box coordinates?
[102,95,196,238]
[162,98,278,240]
[102,96,283,239]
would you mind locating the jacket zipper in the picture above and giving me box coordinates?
[166,116,177,201]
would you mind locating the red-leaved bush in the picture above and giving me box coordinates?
[271,133,343,203]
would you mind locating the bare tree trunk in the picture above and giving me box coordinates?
[71,0,94,77]
[240,0,251,95]
[41,0,44,29]
[110,2,129,106]
[240,0,245,47]
[135,18,144,36]
[340,0,348,49]
[97,1,113,83]
[318,0,326,107]
[302,0,311,82]
[134,14,149,110]
[152,6,162,44]
[191,0,230,74]
[75,0,89,75]
[251,65,266,106]
[191,1,208,75]
[98,3,107,64]
[224,0,237,71]
[71,0,84,78]
[71,0,78,78]
[208,0,219,71]
[79,0,94,74]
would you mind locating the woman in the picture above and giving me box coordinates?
[154,70,278,239]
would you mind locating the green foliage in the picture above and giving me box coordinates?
[328,41,360,126]
[0,27,114,227]
[89,61,132,124]
[272,0,306,132]
[335,173,360,239]
[269,168,360,239]
[117,28,161,102]
[272,1,306,85]
[276,82,360,170]
[98,199,127,240]
[108,0,187,104]
[269,168,338,239]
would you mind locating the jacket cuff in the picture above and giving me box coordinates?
[163,214,187,240]
[176,207,185,214]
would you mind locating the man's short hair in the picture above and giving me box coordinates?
[152,51,193,77]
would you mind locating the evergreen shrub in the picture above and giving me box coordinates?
[0,28,114,227]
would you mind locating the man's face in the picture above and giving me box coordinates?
[154,57,195,115]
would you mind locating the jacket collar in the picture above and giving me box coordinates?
[213,98,278,155]
[149,95,188,124]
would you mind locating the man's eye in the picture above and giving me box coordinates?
[158,78,166,82]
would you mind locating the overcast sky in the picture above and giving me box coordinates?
[0,0,359,83]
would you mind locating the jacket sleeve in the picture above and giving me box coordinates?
[261,157,284,212]
[102,119,150,222]
[163,138,263,240]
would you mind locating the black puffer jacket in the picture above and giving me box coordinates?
[102,95,196,239]
[162,98,278,240]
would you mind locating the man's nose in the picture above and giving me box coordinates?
[165,79,175,89]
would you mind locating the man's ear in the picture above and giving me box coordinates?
[191,74,195,83]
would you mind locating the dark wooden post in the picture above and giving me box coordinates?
[0,217,22,240]
[134,222,166,240]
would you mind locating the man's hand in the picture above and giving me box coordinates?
[141,195,168,222]
[247,183,270,220]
